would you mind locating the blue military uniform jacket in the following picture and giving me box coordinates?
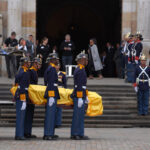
[134,65,150,90]
[127,40,134,62]
[72,64,88,99]
[44,63,60,99]
[29,66,38,84]
[15,66,30,101]
[58,71,67,88]
[133,41,143,61]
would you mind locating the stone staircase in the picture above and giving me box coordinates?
[0,83,150,128]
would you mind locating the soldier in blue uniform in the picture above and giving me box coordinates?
[55,63,67,128]
[71,51,89,140]
[133,54,150,116]
[125,33,135,83]
[43,53,60,140]
[15,57,30,140]
[24,57,42,138]
[132,32,143,64]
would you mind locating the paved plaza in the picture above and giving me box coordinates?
[0,127,150,150]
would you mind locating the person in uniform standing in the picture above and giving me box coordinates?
[43,53,60,140]
[55,63,67,128]
[124,33,135,82]
[14,57,30,140]
[71,51,89,140]
[132,32,143,65]
[24,57,42,138]
[133,54,150,116]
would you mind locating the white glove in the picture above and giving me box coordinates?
[78,98,83,108]
[48,97,55,107]
[134,86,138,93]
[85,96,89,104]
[135,60,138,64]
[21,101,26,110]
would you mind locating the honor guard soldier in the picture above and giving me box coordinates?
[125,32,136,83]
[55,63,67,128]
[133,54,150,116]
[132,32,143,64]
[24,57,42,138]
[125,32,134,64]
[43,53,60,140]
[15,57,30,140]
[71,51,89,140]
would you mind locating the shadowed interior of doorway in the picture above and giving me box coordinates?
[37,0,121,55]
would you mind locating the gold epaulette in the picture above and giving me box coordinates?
[61,71,66,75]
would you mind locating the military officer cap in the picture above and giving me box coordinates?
[46,52,59,63]
[140,54,147,61]
[75,50,88,61]
[33,57,42,64]
[20,57,30,65]
[49,52,59,59]
[125,32,133,39]
[135,31,143,40]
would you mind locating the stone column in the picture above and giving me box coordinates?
[137,0,150,54]
[7,0,22,39]
[22,0,36,40]
[122,0,137,39]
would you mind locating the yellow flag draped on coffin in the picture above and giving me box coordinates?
[10,85,103,117]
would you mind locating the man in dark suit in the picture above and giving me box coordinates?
[105,42,115,77]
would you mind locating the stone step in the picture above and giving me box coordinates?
[1,108,137,116]
[1,118,150,125]
[102,97,137,101]
[2,113,150,120]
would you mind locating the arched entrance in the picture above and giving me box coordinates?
[37,0,122,54]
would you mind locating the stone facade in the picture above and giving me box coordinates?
[122,0,150,54]
[0,0,150,76]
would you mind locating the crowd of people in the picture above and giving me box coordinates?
[2,31,135,79]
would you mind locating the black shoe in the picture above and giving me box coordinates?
[24,134,37,138]
[55,125,62,128]
[53,135,59,138]
[43,135,58,140]
[15,136,27,140]
[70,135,81,140]
[79,136,89,140]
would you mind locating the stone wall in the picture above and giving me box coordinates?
[122,0,137,37]
[122,0,150,55]
[0,0,8,40]
[22,0,36,39]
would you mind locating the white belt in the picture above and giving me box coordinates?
[82,86,86,89]
[75,85,86,89]
[17,86,28,90]
[58,86,63,88]
[54,83,58,87]
[139,79,148,82]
